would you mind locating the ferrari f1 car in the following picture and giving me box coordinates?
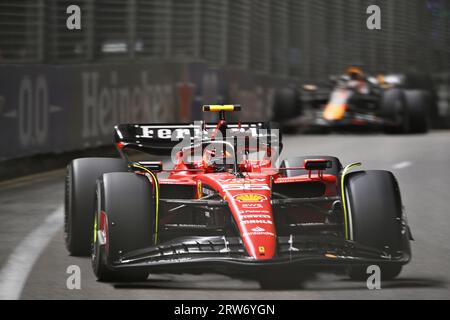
[273,66,436,134]
[65,105,412,288]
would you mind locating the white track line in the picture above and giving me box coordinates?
[392,161,412,170]
[0,206,63,300]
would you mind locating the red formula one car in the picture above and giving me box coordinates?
[65,105,412,288]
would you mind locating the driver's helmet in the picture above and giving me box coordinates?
[345,66,364,80]
[202,146,234,172]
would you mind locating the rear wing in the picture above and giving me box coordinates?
[114,121,282,155]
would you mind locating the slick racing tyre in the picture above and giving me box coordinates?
[92,172,155,282]
[344,170,411,281]
[65,158,128,256]
[272,87,299,121]
[381,89,410,134]
[280,156,342,178]
[404,90,430,133]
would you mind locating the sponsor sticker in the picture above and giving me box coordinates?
[244,231,275,237]
[223,185,270,191]
[240,219,273,225]
[240,210,270,214]
[241,214,271,219]
[202,187,216,196]
[251,226,265,232]
[241,203,263,209]
[218,178,266,183]
[234,193,267,202]
[258,246,265,255]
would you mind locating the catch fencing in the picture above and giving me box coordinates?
[0,0,449,159]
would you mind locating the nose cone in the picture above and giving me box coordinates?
[242,228,276,260]
[226,190,276,260]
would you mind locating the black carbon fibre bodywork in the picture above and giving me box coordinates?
[109,234,411,274]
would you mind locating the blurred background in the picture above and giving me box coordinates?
[1,0,449,74]
[1,0,450,300]
[0,0,449,162]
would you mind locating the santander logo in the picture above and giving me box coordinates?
[251,226,265,232]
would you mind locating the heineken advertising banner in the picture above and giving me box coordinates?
[0,62,290,160]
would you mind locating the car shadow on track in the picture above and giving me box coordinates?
[111,273,253,290]
[111,275,446,292]
[112,273,297,291]
[302,277,447,292]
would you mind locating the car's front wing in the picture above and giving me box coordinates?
[109,235,411,274]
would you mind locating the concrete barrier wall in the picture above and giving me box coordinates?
[0,62,292,160]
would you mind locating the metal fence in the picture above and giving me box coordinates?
[0,0,449,80]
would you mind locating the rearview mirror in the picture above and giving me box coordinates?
[136,161,163,172]
[304,159,332,171]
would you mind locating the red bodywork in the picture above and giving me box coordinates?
[158,155,337,261]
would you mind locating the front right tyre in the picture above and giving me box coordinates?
[65,158,128,256]
[92,172,156,282]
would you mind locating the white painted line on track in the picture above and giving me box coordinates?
[392,161,412,170]
[0,206,63,300]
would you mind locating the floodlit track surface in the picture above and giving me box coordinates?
[1,132,450,299]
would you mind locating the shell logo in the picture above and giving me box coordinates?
[234,193,267,202]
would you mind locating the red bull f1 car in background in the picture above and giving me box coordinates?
[65,105,412,288]
[273,66,438,134]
